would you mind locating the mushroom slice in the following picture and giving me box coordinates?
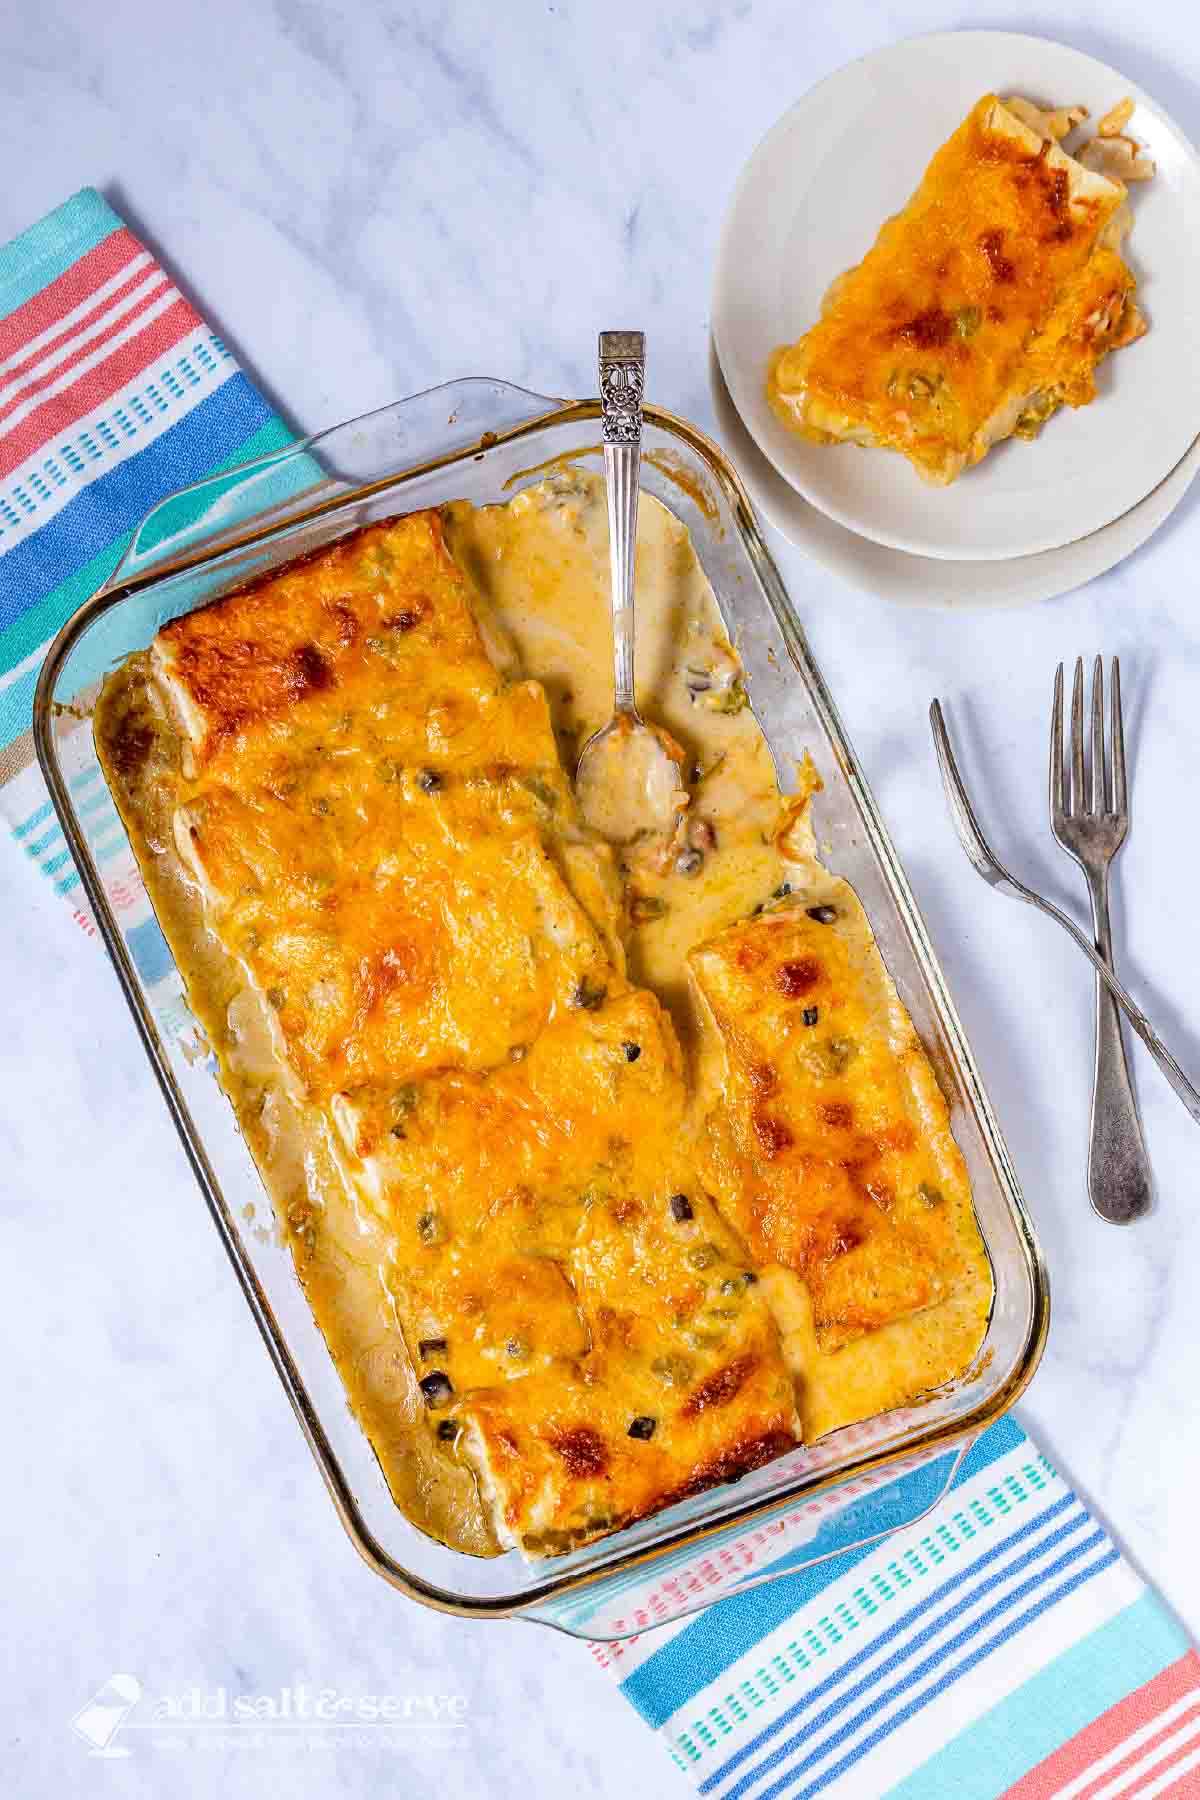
[1004,96,1089,142]
[1098,96,1136,137]
[1078,134,1156,182]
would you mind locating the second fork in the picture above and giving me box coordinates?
[1050,657,1153,1223]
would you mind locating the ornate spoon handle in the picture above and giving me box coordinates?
[598,331,645,720]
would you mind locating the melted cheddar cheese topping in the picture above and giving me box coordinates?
[691,787,986,1354]
[96,472,991,1556]
[769,95,1146,484]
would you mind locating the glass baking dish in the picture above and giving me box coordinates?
[32,380,1049,1640]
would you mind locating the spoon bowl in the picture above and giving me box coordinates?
[576,711,687,844]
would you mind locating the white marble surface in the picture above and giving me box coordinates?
[3,2,1200,1793]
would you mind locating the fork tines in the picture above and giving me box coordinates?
[1050,656,1127,823]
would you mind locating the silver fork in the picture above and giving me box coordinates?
[930,700,1200,1130]
[1050,657,1152,1223]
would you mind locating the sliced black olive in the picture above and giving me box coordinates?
[437,1418,458,1441]
[417,768,443,793]
[806,904,838,924]
[742,1269,758,1286]
[418,1336,447,1359]
[627,1416,657,1440]
[622,1041,642,1063]
[570,976,607,1011]
[774,882,793,898]
[675,848,704,877]
[419,1371,453,1408]
[416,1211,443,1245]
[506,1337,529,1361]
[802,1006,819,1027]
[669,1193,694,1222]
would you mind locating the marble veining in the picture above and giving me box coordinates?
[2,2,1200,1795]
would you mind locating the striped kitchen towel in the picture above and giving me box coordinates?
[594,1414,1200,1799]
[0,187,292,928]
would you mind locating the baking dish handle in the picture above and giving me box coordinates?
[105,379,569,592]
[522,1435,974,1641]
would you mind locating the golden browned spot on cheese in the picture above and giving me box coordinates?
[776,957,821,998]
[550,1427,610,1479]
[682,1354,757,1418]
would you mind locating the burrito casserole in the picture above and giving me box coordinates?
[96,471,992,1557]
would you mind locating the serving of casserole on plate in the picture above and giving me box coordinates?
[768,92,1150,487]
[36,388,1046,1627]
[714,31,1200,563]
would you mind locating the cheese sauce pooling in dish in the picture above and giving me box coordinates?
[96,468,992,1558]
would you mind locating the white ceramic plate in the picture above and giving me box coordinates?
[708,339,1200,607]
[713,31,1200,562]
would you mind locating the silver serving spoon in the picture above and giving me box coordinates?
[576,331,686,843]
[931,699,1200,1130]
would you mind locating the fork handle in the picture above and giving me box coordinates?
[1084,865,1153,1223]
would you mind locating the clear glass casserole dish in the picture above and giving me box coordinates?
[32,380,1049,1639]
